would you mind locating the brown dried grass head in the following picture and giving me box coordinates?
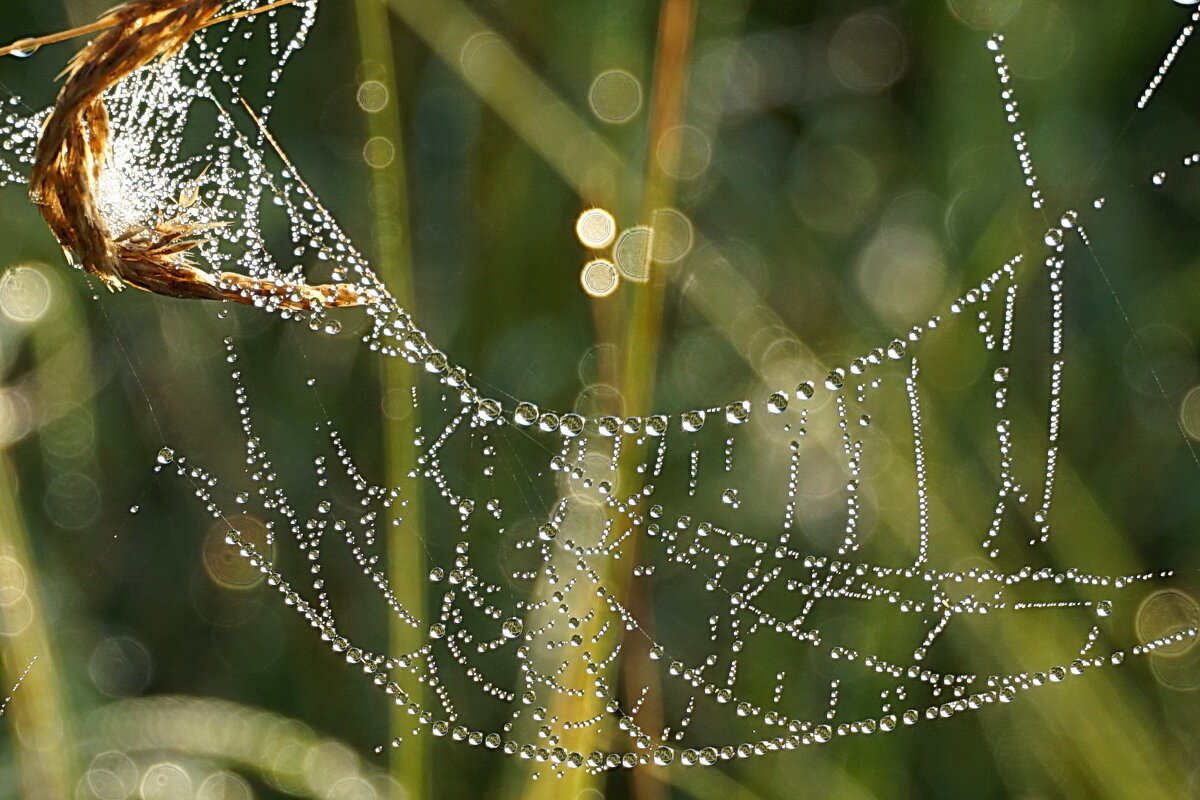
[26,0,366,311]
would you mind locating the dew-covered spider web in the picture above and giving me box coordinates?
[2,0,1199,778]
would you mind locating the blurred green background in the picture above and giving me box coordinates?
[1,0,1200,797]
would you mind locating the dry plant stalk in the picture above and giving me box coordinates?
[29,0,366,310]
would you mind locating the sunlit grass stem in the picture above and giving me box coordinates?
[352,0,428,796]
[518,2,699,798]
[0,266,91,798]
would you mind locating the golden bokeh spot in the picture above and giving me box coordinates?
[362,136,395,169]
[1137,589,1199,657]
[0,263,53,323]
[613,227,652,282]
[650,208,693,263]
[356,79,388,112]
[656,125,711,180]
[575,208,616,249]
[588,70,642,123]
[204,514,273,591]
[1180,385,1200,440]
[579,259,619,298]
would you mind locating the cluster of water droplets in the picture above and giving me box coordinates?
[0,0,386,322]
[2,0,1198,777]
[148,224,1193,771]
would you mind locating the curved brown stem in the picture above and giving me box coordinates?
[0,0,299,59]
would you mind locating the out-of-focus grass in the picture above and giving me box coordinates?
[1,1,1199,798]
[352,0,429,796]
[0,262,89,797]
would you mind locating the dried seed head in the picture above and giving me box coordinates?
[29,0,368,311]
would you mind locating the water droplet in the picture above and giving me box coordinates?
[681,410,706,433]
[156,448,175,465]
[6,39,40,58]
[513,402,539,426]
[725,401,750,425]
[559,413,585,437]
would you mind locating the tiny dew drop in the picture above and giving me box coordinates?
[681,410,706,433]
[1043,228,1063,247]
[7,39,40,58]
[1151,170,1166,186]
[156,447,175,465]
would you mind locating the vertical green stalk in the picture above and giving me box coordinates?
[0,454,74,798]
[620,0,696,409]
[351,2,427,797]
[0,264,88,799]
[521,4,698,799]
[617,4,696,799]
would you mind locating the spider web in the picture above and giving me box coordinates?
[1,0,1198,779]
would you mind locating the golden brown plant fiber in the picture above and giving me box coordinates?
[29,0,365,310]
